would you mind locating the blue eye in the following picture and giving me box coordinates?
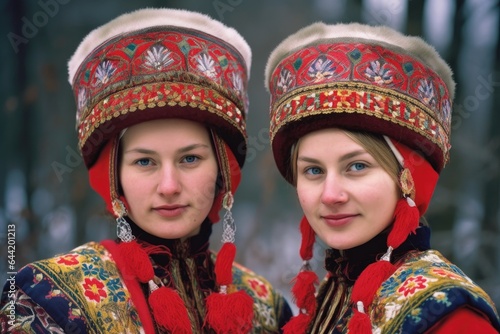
[350,162,366,171]
[135,158,151,166]
[305,167,322,175]
[183,155,199,163]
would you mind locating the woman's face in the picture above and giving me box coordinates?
[119,118,218,239]
[296,128,399,250]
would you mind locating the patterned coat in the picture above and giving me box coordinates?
[371,249,500,333]
[0,240,291,333]
[309,228,500,333]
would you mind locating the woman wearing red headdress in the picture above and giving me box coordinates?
[265,22,500,333]
[0,8,291,333]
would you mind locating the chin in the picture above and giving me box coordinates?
[323,237,358,251]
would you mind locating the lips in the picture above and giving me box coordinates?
[321,213,358,227]
[153,204,187,218]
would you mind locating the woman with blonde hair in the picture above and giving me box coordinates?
[265,22,500,333]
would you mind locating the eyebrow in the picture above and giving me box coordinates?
[178,143,211,153]
[298,150,368,163]
[123,143,210,155]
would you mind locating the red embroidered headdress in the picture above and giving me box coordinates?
[265,22,455,333]
[68,8,253,333]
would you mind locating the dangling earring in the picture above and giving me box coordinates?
[399,168,416,207]
[221,192,236,247]
[205,192,254,333]
[112,199,134,242]
[116,217,134,242]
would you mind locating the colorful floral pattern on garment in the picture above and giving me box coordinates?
[232,261,286,332]
[370,250,500,333]
[1,242,143,333]
[312,250,499,333]
[1,242,289,334]
[268,42,453,168]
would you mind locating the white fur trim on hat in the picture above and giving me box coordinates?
[265,22,454,99]
[68,7,252,84]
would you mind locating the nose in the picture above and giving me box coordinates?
[157,165,181,196]
[320,173,348,205]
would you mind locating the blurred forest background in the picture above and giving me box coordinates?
[1,0,499,310]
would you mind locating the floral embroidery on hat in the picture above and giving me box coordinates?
[231,72,243,94]
[308,55,335,82]
[365,60,393,85]
[77,88,88,120]
[94,60,116,85]
[196,52,218,80]
[418,79,437,108]
[276,68,294,95]
[268,40,454,174]
[441,99,451,130]
[144,45,173,70]
[72,27,249,171]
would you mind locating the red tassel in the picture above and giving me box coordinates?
[388,198,420,249]
[351,260,396,306]
[348,260,396,332]
[282,312,312,334]
[215,242,236,286]
[290,271,318,310]
[287,217,318,334]
[149,287,192,334]
[283,270,318,334]
[299,216,315,261]
[208,242,253,332]
[205,289,254,333]
[348,309,373,334]
[116,241,154,283]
